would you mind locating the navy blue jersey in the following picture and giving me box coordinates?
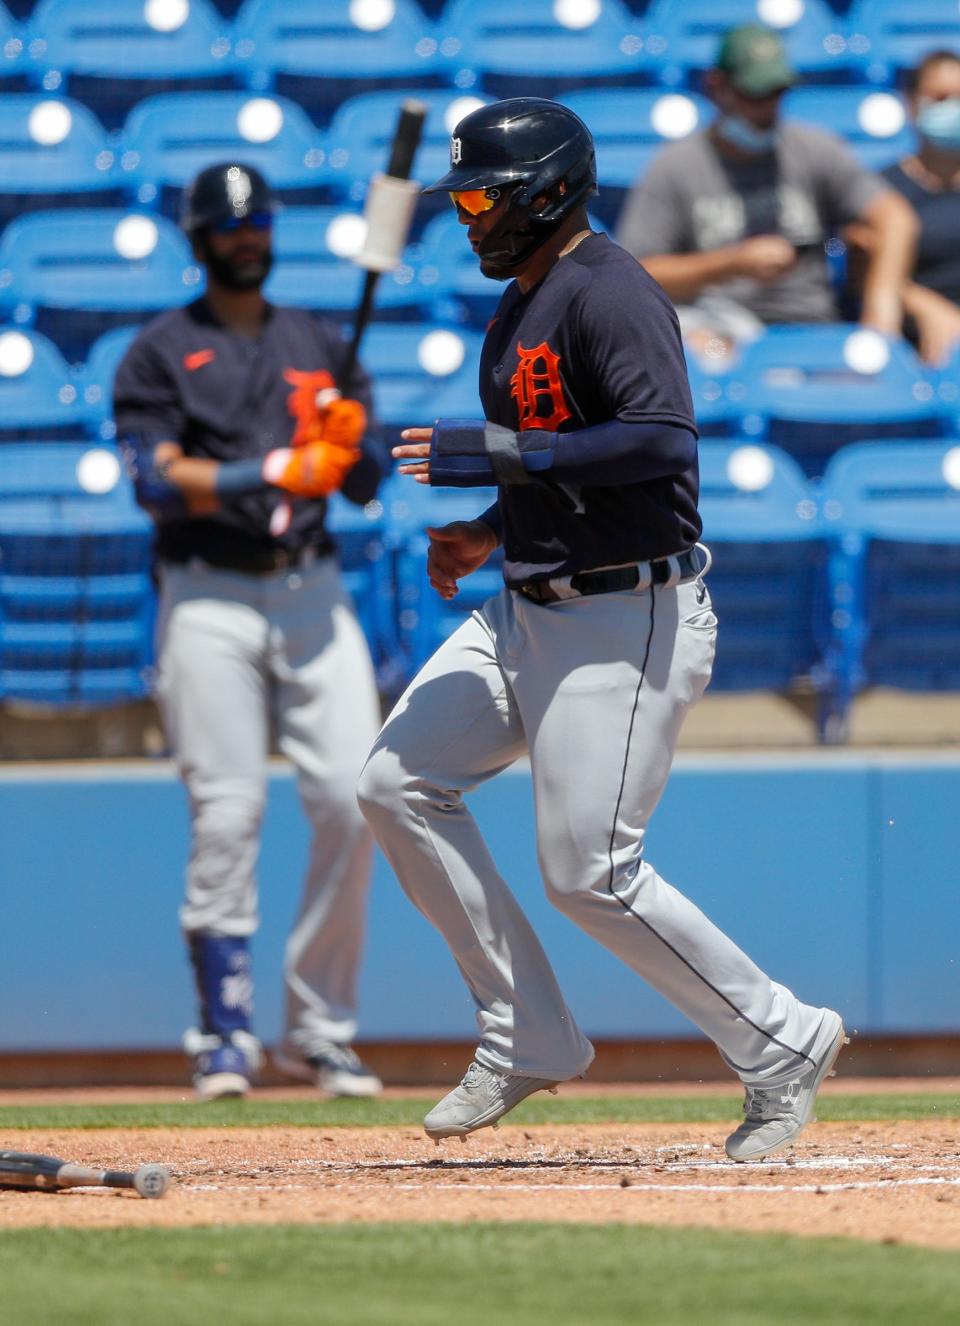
[883,162,960,307]
[479,233,701,585]
[113,298,388,566]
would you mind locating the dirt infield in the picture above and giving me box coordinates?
[2,1084,959,1248]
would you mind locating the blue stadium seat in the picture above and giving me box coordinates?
[381,473,502,683]
[24,0,233,131]
[727,325,947,477]
[846,0,960,86]
[436,0,654,96]
[561,87,712,222]
[0,209,201,363]
[0,441,154,705]
[0,327,82,438]
[0,2,26,86]
[265,206,422,318]
[642,0,852,88]
[0,96,122,233]
[697,440,828,697]
[819,440,960,738]
[79,325,141,441]
[685,349,736,437]
[119,91,328,216]
[325,491,402,694]
[936,344,960,435]
[232,0,439,114]
[783,86,913,170]
[358,322,484,438]
[324,89,493,209]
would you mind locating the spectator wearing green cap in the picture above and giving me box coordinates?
[616,23,918,359]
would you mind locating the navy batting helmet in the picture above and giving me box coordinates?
[425,98,598,276]
[180,161,277,234]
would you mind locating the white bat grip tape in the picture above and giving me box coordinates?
[358,173,420,273]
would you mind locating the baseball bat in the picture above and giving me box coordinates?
[340,97,427,390]
[0,1150,170,1199]
[270,99,425,536]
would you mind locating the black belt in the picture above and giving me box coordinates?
[168,545,328,576]
[519,548,704,605]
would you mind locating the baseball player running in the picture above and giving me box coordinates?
[358,100,845,1161]
[114,163,387,1101]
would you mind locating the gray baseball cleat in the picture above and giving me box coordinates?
[725,1010,848,1163]
[424,1061,561,1140]
[273,1043,382,1098]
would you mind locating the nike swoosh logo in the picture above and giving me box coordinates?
[184,349,216,372]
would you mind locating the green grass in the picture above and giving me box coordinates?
[0,1092,956,1130]
[1,1223,957,1326]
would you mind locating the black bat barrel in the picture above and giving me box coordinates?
[386,100,428,182]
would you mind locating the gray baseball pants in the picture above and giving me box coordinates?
[358,572,832,1087]
[155,555,380,1050]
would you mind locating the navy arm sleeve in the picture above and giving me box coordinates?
[429,417,697,488]
[113,333,189,521]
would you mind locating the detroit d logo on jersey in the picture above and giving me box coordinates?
[510,341,572,432]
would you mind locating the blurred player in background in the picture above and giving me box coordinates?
[114,162,387,1101]
[616,23,918,359]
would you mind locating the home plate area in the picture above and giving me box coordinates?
[4,1121,959,1245]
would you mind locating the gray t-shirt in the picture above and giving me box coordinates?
[615,122,886,324]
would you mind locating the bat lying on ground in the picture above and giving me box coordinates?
[0,1150,170,1199]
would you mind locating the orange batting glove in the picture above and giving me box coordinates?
[319,397,367,449]
[263,439,360,498]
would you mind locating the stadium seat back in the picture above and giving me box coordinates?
[26,0,230,77]
[697,440,827,693]
[0,95,119,230]
[0,440,154,705]
[80,325,141,439]
[358,322,483,435]
[562,87,712,201]
[233,0,436,87]
[0,209,200,361]
[119,92,327,214]
[643,0,850,86]
[324,89,493,208]
[325,491,402,692]
[0,2,22,82]
[820,441,960,726]
[728,325,946,476]
[846,0,960,85]
[24,0,233,130]
[437,0,651,92]
[264,205,421,315]
[380,472,502,682]
[0,328,82,436]
[685,350,735,437]
[783,86,914,170]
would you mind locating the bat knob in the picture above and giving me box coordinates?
[133,1164,171,1199]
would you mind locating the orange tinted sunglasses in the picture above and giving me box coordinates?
[449,186,503,216]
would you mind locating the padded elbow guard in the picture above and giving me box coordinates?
[120,436,187,518]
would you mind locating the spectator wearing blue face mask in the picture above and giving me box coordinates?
[875,51,960,365]
[616,24,918,360]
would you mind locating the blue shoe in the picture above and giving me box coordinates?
[183,1029,263,1101]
